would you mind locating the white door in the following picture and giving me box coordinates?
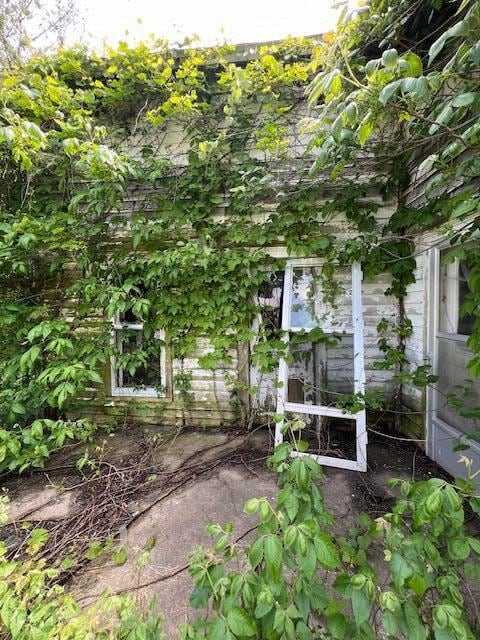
[275,260,367,472]
[427,248,480,479]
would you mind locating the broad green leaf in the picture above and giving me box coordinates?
[227,607,256,637]
[452,92,476,107]
[379,79,402,105]
[264,535,283,577]
[358,120,373,147]
[327,612,347,639]
[389,553,412,589]
[401,601,427,640]
[417,154,438,175]
[351,589,370,626]
[112,546,128,565]
[283,491,299,521]
[382,48,398,69]
[189,586,210,609]
[402,51,423,77]
[248,537,264,569]
[314,533,340,569]
[296,621,313,640]
[447,537,470,560]
[208,618,227,640]
[407,573,428,597]
[429,19,468,64]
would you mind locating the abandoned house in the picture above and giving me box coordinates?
[39,37,473,482]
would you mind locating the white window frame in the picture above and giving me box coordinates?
[111,313,167,397]
[275,259,367,472]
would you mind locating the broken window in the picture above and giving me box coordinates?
[111,307,166,397]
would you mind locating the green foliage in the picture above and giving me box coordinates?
[0,533,164,639]
[0,418,97,473]
[307,0,480,417]
[1,0,480,473]
[180,435,480,639]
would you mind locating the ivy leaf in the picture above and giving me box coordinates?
[264,534,283,577]
[207,618,227,640]
[226,607,256,637]
[389,553,412,589]
[314,533,340,569]
[351,589,370,626]
[452,92,476,107]
[358,120,373,147]
[428,19,468,64]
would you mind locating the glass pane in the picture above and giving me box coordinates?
[439,256,475,336]
[116,329,163,389]
[458,261,475,335]
[284,412,356,461]
[290,266,352,332]
[286,334,354,406]
[436,337,480,436]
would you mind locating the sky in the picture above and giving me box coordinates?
[71,0,354,48]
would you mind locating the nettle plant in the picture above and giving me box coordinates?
[181,424,480,640]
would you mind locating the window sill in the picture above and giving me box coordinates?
[110,387,167,398]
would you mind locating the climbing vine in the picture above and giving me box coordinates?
[0,0,479,471]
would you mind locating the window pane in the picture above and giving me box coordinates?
[439,256,475,336]
[286,334,354,406]
[116,330,163,389]
[436,336,480,435]
[458,260,475,335]
[290,266,352,332]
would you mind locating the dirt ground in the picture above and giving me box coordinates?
[0,424,472,638]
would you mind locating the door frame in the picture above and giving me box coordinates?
[275,259,367,472]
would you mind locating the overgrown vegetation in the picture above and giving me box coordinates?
[1,0,478,471]
[0,536,164,639]
[2,428,479,639]
[1,0,480,637]
[182,424,480,639]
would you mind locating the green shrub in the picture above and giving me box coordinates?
[181,437,480,640]
[0,536,164,639]
[0,418,99,473]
